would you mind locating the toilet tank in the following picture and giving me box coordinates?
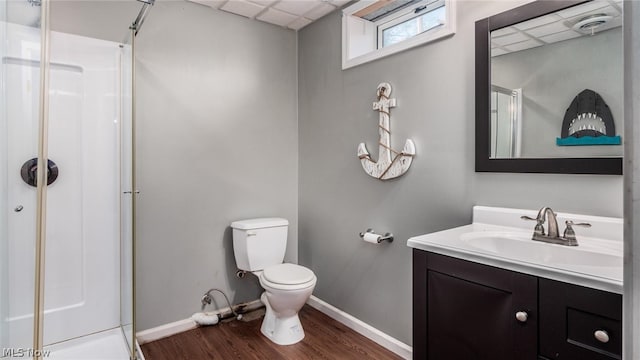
[231,218,288,271]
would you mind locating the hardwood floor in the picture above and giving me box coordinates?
[140,305,403,360]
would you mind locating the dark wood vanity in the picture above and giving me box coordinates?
[413,250,622,360]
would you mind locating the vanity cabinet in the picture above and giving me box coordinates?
[539,279,622,360]
[413,249,622,360]
[413,250,538,359]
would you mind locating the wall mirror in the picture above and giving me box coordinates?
[342,0,455,69]
[475,0,623,174]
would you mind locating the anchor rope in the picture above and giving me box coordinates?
[378,151,414,180]
[359,151,414,163]
[378,141,401,155]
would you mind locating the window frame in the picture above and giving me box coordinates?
[342,0,456,70]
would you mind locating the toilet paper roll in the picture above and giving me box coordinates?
[362,232,381,244]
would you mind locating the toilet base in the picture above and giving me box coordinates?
[260,292,305,345]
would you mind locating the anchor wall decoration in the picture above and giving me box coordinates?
[357,82,415,180]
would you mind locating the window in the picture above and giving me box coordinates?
[379,2,446,48]
[342,0,455,69]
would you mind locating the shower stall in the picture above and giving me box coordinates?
[0,1,150,359]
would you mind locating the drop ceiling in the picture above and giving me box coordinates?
[187,0,351,31]
[491,0,623,57]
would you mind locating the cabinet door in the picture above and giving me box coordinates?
[539,278,622,360]
[413,250,538,360]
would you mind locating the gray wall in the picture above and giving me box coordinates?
[492,27,623,158]
[133,2,298,330]
[298,0,622,346]
[50,1,140,43]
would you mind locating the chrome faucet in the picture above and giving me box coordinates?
[521,207,590,246]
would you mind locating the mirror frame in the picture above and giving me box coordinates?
[475,0,623,175]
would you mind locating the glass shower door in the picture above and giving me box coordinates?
[120,28,135,359]
[0,0,44,353]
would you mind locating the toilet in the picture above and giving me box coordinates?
[231,218,317,345]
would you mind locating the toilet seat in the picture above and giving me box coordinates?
[260,263,316,291]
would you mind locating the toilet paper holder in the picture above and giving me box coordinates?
[359,229,394,243]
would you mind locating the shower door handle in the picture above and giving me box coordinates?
[20,158,59,187]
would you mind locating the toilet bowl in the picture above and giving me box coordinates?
[257,263,317,345]
[231,218,317,345]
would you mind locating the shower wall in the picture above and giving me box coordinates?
[1,22,123,348]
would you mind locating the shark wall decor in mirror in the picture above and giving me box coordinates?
[475,0,623,174]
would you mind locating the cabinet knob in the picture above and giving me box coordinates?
[594,330,610,343]
[515,311,528,323]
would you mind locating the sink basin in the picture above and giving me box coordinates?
[460,231,622,269]
[407,206,624,293]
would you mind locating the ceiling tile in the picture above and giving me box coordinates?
[591,15,623,32]
[288,17,312,30]
[556,1,610,19]
[274,0,319,16]
[491,26,516,37]
[568,5,620,21]
[247,0,278,6]
[190,0,354,31]
[504,39,543,53]
[491,48,508,57]
[525,21,570,38]
[513,14,562,30]
[565,6,620,27]
[220,0,265,18]
[304,3,336,20]
[538,29,581,44]
[187,0,226,9]
[256,7,299,26]
[329,0,350,6]
[491,32,529,46]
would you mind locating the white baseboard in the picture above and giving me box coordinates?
[135,296,412,360]
[136,318,198,345]
[306,295,412,360]
[136,299,264,345]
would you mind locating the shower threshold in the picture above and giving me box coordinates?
[42,328,131,360]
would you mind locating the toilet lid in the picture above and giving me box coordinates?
[262,263,315,285]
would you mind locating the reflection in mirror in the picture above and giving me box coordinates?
[491,85,522,158]
[475,0,623,174]
[490,0,623,159]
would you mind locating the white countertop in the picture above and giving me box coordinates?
[407,206,623,294]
